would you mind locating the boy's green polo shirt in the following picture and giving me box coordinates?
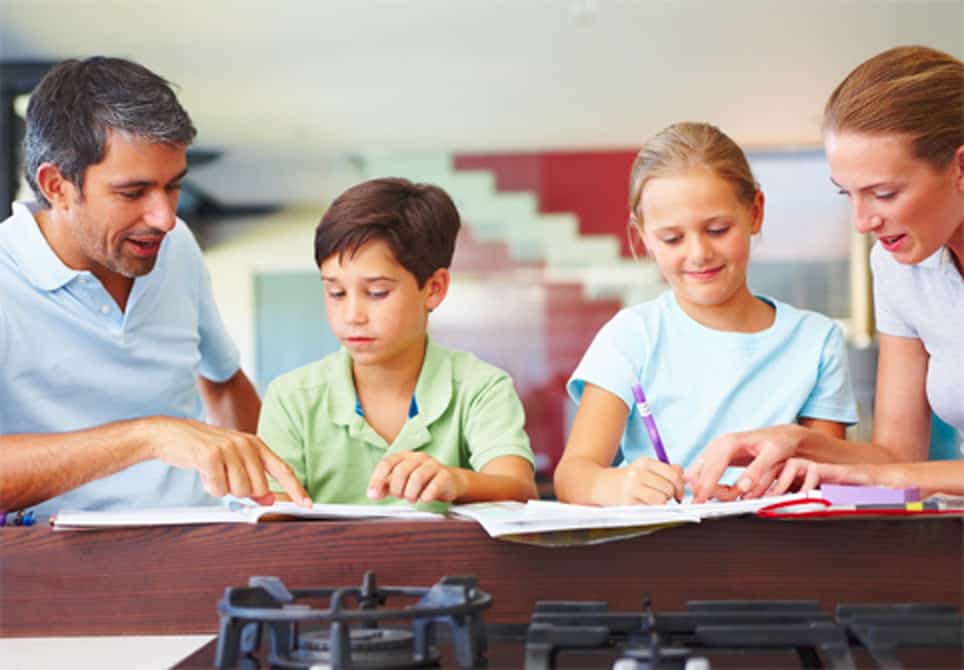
[258,339,534,504]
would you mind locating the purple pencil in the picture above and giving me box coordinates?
[631,383,671,464]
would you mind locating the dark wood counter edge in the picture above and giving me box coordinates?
[1,516,961,636]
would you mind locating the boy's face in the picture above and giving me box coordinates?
[320,239,448,369]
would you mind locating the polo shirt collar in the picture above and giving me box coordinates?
[411,338,453,427]
[326,337,454,450]
[6,201,80,291]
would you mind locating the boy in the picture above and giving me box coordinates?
[258,178,537,505]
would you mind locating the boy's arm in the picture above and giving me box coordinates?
[453,455,536,502]
[368,368,538,504]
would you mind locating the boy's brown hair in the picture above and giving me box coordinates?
[314,177,460,287]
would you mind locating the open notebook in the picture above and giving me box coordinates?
[450,491,818,539]
[51,501,443,531]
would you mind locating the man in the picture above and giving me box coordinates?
[0,57,310,518]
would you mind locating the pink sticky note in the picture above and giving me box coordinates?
[822,483,920,505]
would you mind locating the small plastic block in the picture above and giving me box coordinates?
[822,484,920,505]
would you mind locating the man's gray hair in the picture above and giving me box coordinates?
[23,56,196,207]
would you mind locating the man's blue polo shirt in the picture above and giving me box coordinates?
[0,201,240,518]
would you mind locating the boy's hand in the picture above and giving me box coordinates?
[367,452,463,503]
[612,457,685,505]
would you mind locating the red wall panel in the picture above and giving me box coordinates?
[455,151,639,257]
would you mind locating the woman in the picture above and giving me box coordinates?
[686,45,964,501]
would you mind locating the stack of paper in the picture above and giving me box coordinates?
[52,502,443,531]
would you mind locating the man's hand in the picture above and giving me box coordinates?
[685,425,809,502]
[608,457,685,505]
[367,452,463,504]
[144,417,312,507]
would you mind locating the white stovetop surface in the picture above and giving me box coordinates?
[0,635,214,669]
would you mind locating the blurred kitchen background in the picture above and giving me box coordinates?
[2,1,961,481]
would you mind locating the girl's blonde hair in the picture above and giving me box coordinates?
[628,122,759,227]
[823,45,964,170]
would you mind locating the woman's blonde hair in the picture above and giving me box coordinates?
[823,45,964,169]
[628,122,759,227]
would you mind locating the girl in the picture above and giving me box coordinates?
[554,122,857,505]
[688,46,964,502]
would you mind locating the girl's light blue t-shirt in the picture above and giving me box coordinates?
[568,291,858,471]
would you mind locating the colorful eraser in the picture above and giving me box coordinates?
[822,483,920,505]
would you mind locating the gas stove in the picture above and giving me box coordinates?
[173,572,963,669]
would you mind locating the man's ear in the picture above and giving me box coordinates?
[424,267,450,312]
[35,163,77,209]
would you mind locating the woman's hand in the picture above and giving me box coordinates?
[685,425,810,502]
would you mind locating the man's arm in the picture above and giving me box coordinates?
[197,370,261,433]
[0,420,153,510]
[0,416,312,510]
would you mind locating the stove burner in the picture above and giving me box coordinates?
[292,628,432,669]
[207,575,962,670]
[525,599,963,670]
[215,572,490,669]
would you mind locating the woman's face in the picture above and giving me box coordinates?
[825,130,964,265]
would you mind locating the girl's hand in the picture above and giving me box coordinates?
[615,457,685,505]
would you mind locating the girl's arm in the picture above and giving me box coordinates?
[553,383,683,505]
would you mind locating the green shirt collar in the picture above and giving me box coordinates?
[325,337,453,450]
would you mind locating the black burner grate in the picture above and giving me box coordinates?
[215,571,491,670]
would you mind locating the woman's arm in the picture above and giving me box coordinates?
[687,334,934,502]
[773,458,964,498]
[871,333,932,460]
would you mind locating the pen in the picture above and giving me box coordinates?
[853,502,938,511]
[631,382,670,464]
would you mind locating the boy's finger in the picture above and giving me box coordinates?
[368,457,397,490]
[402,462,435,502]
[388,457,420,498]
